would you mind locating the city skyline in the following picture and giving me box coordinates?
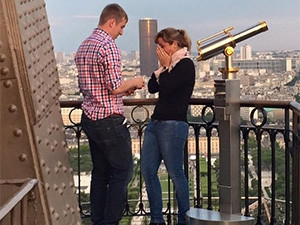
[45,0,300,54]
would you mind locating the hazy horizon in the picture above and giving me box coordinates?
[45,0,300,54]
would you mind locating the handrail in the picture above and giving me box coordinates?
[290,100,300,113]
[0,178,38,221]
[60,98,300,109]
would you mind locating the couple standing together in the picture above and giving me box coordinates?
[75,4,195,225]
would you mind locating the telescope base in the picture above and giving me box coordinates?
[186,208,255,225]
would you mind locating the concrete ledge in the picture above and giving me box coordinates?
[186,208,255,225]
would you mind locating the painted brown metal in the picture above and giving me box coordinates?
[0,0,81,224]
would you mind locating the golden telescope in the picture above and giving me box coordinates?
[197,21,268,61]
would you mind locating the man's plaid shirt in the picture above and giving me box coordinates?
[75,28,124,120]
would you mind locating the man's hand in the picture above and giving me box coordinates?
[133,76,144,89]
[123,87,136,96]
[112,76,144,95]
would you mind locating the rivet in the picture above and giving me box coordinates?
[65,204,71,210]
[45,167,51,174]
[45,183,50,191]
[53,184,58,191]
[58,189,64,195]
[0,54,6,62]
[69,181,74,188]
[40,159,46,167]
[45,139,50,146]
[63,210,68,217]
[50,207,55,214]
[29,191,36,200]
[1,67,9,75]
[4,80,13,88]
[8,104,17,112]
[14,129,23,137]
[61,182,66,189]
[54,167,59,173]
[50,145,55,152]
[57,161,62,168]
[19,153,27,161]
[70,208,75,214]
[54,212,60,220]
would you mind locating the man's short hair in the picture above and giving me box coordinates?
[99,4,128,25]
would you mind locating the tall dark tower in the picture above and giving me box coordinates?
[139,18,158,76]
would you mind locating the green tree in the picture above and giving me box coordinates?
[69,144,92,173]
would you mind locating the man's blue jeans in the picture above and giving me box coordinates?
[81,113,133,225]
[141,120,190,224]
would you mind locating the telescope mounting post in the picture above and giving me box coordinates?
[214,45,241,214]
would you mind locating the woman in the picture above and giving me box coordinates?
[141,28,195,225]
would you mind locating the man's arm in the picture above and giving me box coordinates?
[111,76,144,95]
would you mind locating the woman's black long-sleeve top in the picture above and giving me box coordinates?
[148,58,195,122]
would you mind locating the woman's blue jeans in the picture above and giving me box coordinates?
[141,120,190,224]
[81,113,133,225]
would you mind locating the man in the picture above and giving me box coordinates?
[75,4,144,225]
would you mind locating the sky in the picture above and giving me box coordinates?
[44,0,300,54]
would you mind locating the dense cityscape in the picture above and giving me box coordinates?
[56,48,300,103]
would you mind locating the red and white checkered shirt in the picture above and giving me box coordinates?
[75,28,124,120]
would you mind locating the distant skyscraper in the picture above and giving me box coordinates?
[240,44,252,60]
[139,18,158,76]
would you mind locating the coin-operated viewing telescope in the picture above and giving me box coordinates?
[194,22,269,216]
[197,21,268,80]
[197,21,268,61]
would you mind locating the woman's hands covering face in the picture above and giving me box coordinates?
[156,46,170,68]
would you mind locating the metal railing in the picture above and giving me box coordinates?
[0,178,38,225]
[60,98,300,225]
